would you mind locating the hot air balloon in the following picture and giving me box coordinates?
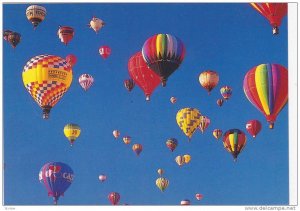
[38,167,43,183]
[128,51,161,101]
[175,155,185,166]
[176,108,201,141]
[132,144,143,156]
[223,129,247,162]
[181,199,191,205]
[246,120,262,138]
[7,32,21,48]
[57,26,74,45]
[155,177,169,192]
[79,74,94,91]
[122,136,131,145]
[199,70,219,94]
[26,5,46,29]
[113,130,120,139]
[157,168,164,176]
[142,33,185,87]
[170,96,177,104]
[195,193,203,200]
[63,123,81,146]
[220,86,232,100]
[108,192,120,205]
[99,174,107,182]
[124,79,135,92]
[22,54,73,119]
[213,129,223,140]
[250,3,287,35]
[166,138,178,152]
[198,115,210,133]
[40,162,74,205]
[88,17,105,34]
[99,45,111,59]
[3,30,13,41]
[243,63,288,129]
[65,54,77,67]
[217,98,224,107]
[183,154,191,164]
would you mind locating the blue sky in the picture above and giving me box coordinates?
[3,2,290,206]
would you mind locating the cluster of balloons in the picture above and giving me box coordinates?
[155,168,169,192]
[180,193,203,205]
[126,33,185,101]
[112,130,143,156]
[175,154,191,166]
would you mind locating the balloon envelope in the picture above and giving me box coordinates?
[40,162,74,204]
[246,120,262,138]
[99,46,111,59]
[155,177,169,192]
[166,138,178,152]
[22,54,73,119]
[79,74,94,91]
[142,33,185,86]
[176,108,201,141]
[63,123,81,146]
[89,17,105,33]
[199,70,219,94]
[223,129,247,161]
[26,5,46,29]
[57,26,74,45]
[243,63,288,129]
[132,144,143,156]
[65,54,77,67]
[108,192,120,205]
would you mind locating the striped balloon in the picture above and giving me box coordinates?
[220,85,232,100]
[79,74,94,91]
[243,64,288,129]
[198,115,210,133]
[142,34,185,87]
[223,129,247,162]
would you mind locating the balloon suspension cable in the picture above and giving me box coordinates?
[272,26,279,35]
[42,106,51,119]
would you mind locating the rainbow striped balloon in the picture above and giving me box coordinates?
[142,34,185,86]
[243,63,288,129]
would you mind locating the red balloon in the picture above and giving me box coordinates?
[128,51,161,101]
[65,54,77,67]
[246,120,262,138]
[57,26,74,45]
[99,45,111,59]
[217,99,224,107]
[108,192,120,205]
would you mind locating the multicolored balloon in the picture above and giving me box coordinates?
[79,74,94,91]
[243,63,288,129]
[213,129,223,140]
[166,138,178,152]
[26,5,46,29]
[57,26,74,45]
[7,32,21,48]
[217,98,224,107]
[3,30,13,41]
[176,108,201,141]
[88,17,105,34]
[63,123,81,146]
[170,96,177,104]
[39,162,74,205]
[199,70,219,94]
[142,33,185,87]
[128,51,161,101]
[124,79,135,92]
[122,136,131,145]
[223,129,247,161]
[220,86,232,100]
[99,174,107,182]
[246,120,262,138]
[113,130,120,139]
[195,193,203,200]
[99,45,111,59]
[155,177,169,192]
[198,115,210,133]
[132,144,143,156]
[108,192,120,205]
[22,54,73,119]
[65,54,77,67]
[250,3,287,35]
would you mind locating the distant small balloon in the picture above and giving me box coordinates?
[181,199,191,205]
[66,54,77,67]
[132,144,143,156]
[88,16,105,34]
[122,136,131,145]
[99,45,111,59]
[99,174,107,182]
[113,130,120,139]
[195,193,203,200]
[217,98,224,107]
[170,96,177,104]
[157,168,164,176]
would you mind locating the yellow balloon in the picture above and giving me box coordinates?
[64,123,81,146]
[183,154,191,164]
[176,108,201,140]
[22,54,73,119]
[155,177,169,192]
